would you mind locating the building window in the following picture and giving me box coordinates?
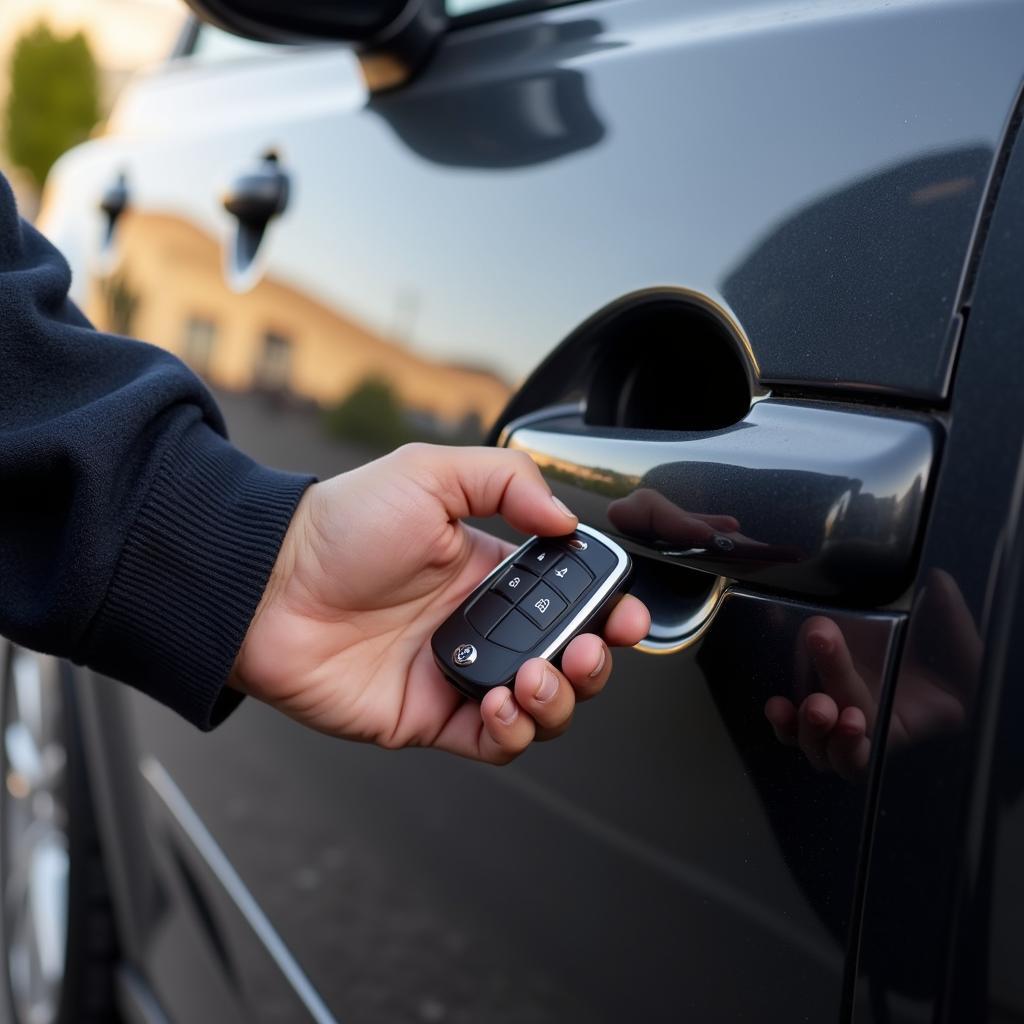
[256,330,292,392]
[182,316,216,376]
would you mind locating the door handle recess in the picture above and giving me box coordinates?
[501,399,937,604]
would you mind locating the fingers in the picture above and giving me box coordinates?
[456,637,612,763]
[764,696,798,745]
[514,660,579,739]
[470,609,643,759]
[476,643,609,757]
[560,633,612,700]
[797,692,839,772]
[406,444,577,537]
[692,512,742,532]
[801,616,877,730]
[479,686,536,762]
[608,488,739,547]
[481,647,600,753]
[827,705,872,779]
[764,693,873,778]
[602,594,651,648]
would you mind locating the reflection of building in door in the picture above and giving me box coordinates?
[182,316,216,376]
[255,330,292,392]
[86,211,510,432]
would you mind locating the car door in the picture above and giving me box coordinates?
[40,0,1024,1021]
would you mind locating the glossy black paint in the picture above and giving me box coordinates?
[122,587,901,1023]
[506,400,937,604]
[945,513,1024,1022]
[32,0,1024,1021]
[43,1,1024,400]
[852,96,1024,1022]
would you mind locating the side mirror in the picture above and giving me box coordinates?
[184,0,447,86]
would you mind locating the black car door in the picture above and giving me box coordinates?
[42,0,1024,1021]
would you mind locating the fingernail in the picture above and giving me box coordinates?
[535,667,558,703]
[551,494,576,519]
[496,695,518,724]
[588,645,607,678]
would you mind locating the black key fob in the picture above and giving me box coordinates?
[431,524,633,701]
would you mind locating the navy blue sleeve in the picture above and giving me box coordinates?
[0,174,314,729]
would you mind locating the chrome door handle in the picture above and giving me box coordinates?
[501,399,937,603]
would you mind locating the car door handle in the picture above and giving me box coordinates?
[500,399,938,603]
[222,150,290,225]
[98,170,129,248]
[221,150,290,286]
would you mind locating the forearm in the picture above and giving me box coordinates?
[0,173,312,728]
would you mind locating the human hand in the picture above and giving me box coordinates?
[607,487,800,563]
[764,571,977,779]
[230,444,651,763]
[608,487,739,549]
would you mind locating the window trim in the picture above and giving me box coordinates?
[447,0,588,30]
[171,15,202,60]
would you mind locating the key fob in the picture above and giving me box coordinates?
[431,524,633,701]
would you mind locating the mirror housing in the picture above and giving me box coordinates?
[184,0,447,87]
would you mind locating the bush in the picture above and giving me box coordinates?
[322,376,423,451]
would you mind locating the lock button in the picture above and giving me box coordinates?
[514,541,561,572]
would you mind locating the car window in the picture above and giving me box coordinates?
[446,0,512,13]
[186,23,282,63]
[446,0,583,20]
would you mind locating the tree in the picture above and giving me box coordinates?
[4,23,100,191]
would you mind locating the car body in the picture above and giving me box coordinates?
[7,0,1024,1021]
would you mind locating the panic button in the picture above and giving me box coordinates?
[520,584,566,630]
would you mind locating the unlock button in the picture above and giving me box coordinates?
[493,566,539,603]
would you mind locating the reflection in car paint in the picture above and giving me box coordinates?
[87,212,510,450]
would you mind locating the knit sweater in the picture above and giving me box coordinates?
[0,173,313,729]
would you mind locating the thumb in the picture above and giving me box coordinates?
[403,444,578,536]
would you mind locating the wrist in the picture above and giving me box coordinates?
[229,483,314,694]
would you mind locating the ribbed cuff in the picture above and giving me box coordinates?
[81,420,314,730]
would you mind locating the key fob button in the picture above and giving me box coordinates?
[489,609,544,652]
[492,566,539,603]
[520,584,567,629]
[544,557,592,603]
[571,537,615,576]
[467,592,512,636]
[515,541,560,571]
[431,525,632,701]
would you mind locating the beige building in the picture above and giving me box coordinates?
[86,210,510,434]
